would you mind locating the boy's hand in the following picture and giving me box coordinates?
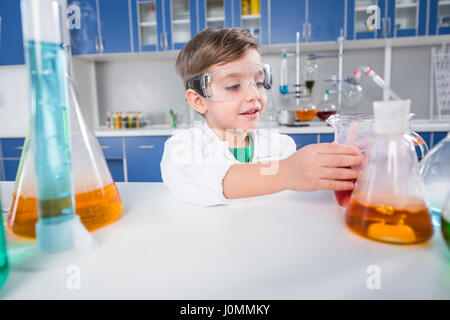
[281,143,363,192]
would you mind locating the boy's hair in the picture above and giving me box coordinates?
[176,27,261,89]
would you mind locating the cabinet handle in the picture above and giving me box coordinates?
[381,17,387,37]
[387,17,391,37]
[101,145,111,150]
[164,32,169,50]
[302,23,306,41]
[95,36,100,52]
[160,32,164,49]
[308,22,311,41]
[13,146,24,151]
[99,36,104,53]
[138,145,155,149]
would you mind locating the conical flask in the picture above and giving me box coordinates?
[8,77,123,239]
[419,131,450,228]
[345,100,433,244]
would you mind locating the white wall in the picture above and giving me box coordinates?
[0,65,30,131]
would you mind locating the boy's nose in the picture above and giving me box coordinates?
[244,80,261,101]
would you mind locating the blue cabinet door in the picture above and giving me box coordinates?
[3,160,20,181]
[106,159,125,182]
[288,134,318,150]
[433,132,448,147]
[0,0,25,65]
[134,0,165,52]
[319,133,335,143]
[348,0,387,39]
[166,0,198,50]
[388,0,427,37]
[125,136,169,182]
[429,0,450,35]
[270,0,306,44]
[97,0,133,53]
[68,0,100,55]
[198,0,234,31]
[232,0,269,45]
[308,0,346,42]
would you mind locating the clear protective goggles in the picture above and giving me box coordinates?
[186,62,272,102]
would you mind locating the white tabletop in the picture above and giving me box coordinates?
[0,181,449,300]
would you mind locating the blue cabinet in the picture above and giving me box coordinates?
[98,0,133,53]
[269,0,306,44]
[0,138,25,182]
[288,134,318,150]
[0,0,25,65]
[429,0,450,35]
[348,0,428,40]
[319,133,335,143]
[270,0,345,44]
[97,137,125,182]
[132,0,166,52]
[125,136,169,182]
[433,131,448,146]
[68,0,99,55]
[69,0,133,55]
[230,0,269,45]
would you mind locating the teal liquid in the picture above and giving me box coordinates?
[24,40,74,224]
[0,201,9,289]
[442,215,450,250]
[279,85,289,95]
[431,208,442,228]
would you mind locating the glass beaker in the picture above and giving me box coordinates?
[419,132,450,228]
[7,77,123,239]
[326,113,428,209]
[295,96,317,122]
[345,100,433,245]
[442,192,450,250]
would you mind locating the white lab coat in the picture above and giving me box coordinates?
[160,122,297,206]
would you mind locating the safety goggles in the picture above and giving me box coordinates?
[186,62,272,102]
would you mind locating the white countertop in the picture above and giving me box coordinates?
[0,120,448,138]
[0,181,449,299]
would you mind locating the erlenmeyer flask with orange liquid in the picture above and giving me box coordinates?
[345,100,433,244]
[8,77,123,239]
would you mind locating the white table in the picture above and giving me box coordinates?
[0,181,449,299]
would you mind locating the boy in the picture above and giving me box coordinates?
[161,28,362,206]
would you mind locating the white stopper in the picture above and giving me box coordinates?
[373,99,411,135]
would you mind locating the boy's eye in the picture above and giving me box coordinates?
[256,81,265,88]
[225,84,241,91]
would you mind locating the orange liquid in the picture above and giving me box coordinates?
[8,183,123,239]
[295,109,318,121]
[345,194,433,244]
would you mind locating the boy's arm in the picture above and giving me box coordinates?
[223,143,363,199]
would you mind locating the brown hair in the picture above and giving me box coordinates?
[176,27,260,88]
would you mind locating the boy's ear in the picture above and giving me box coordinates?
[186,89,207,115]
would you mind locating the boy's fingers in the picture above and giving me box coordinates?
[319,154,363,168]
[319,168,360,180]
[317,143,360,155]
[317,179,354,191]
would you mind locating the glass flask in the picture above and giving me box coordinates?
[327,112,429,209]
[419,132,450,228]
[295,96,317,122]
[317,90,337,121]
[345,100,433,244]
[0,187,9,289]
[8,76,123,239]
[303,54,317,96]
[442,192,450,250]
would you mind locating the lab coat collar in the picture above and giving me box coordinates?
[202,121,257,149]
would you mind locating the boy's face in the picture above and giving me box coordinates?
[189,49,267,133]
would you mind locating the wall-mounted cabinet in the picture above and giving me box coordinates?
[270,0,346,44]
[0,0,25,65]
[430,0,450,35]
[348,0,428,40]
